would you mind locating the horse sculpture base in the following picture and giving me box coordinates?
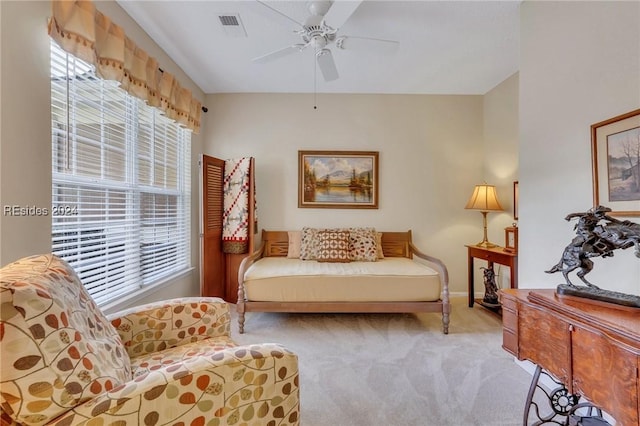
[557,284,640,308]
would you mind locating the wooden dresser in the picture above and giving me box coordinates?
[500,289,640,426]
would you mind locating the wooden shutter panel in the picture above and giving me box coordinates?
[202,155,225,298]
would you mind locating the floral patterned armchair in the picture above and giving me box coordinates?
[0,254,299,425]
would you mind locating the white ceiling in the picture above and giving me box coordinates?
[117,1,520,95]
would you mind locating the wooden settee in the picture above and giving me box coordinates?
[237,230,450,334]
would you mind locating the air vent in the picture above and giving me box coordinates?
[218,14,247,37]
[219,15,239,26]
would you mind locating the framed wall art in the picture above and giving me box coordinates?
[298,150,379,209]
[591,108,640,216]
[513,180,519,220]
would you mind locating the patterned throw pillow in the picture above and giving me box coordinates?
[315,230,352,262]
[349,227,379,261]
[300,227,321,260]
[287,231,302,258]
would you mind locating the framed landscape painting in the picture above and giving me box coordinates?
[591,109,640,216]
[298,150,379,209]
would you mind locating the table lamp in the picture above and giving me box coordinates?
[465,183,504,248]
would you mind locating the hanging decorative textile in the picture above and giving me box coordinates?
[47,0,202,133]
[222,158,255,254]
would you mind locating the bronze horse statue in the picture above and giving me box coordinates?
[546,206,640,288]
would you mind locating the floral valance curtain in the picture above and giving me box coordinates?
[48,0,202,133]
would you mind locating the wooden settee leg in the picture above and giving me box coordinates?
[238,310,245,334]
[238,241,263,335]
[442,303,451,334]
[236,285,246,334]
[442,312,450,334]
[237,299,246,334]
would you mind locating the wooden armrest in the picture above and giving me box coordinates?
[237,241,266,302]
[408,242,450,304]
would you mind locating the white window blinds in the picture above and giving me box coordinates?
[50,40,191,306]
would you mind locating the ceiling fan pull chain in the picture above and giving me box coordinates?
[313,47,318,110]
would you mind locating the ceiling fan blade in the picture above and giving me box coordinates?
[255,0,304,29]
[336,36,400,54]
[323,0,363,29]
[316,49,339,82]
[252,44,306,63]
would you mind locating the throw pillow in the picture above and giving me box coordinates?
[287,231,302,258]
[349,227,378,262]
[315,230,352,263]
[300,227,321,260]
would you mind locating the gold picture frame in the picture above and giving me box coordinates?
[513,181,519,220]
[504,226,518,253]
[591,109,640,216]
[298,150,379,209]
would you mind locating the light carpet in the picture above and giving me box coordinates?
[231,298,533,426]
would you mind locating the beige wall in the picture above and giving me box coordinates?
[202,93,494,295]
[519,1,640,294]
[1,1,52,264]
[0,0,206,314]
[483,73,520,290]
[484,72,519,223]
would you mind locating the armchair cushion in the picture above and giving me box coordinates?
[0,254,131,425]
[50,343,299,425]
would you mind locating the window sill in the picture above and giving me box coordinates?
[100,267,195,315]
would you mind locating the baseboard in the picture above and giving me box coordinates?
[449,291,485,298]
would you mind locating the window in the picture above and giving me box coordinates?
[50,41,191,306]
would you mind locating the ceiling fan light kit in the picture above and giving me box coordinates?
[307,0,332,17]
[253,0,399,83]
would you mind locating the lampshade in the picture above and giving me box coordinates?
[465,184,503,248]
[465,184,504,212]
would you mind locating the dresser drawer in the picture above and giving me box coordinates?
[503,328,518,356]
[482,251,510,263]
[503,307,517,332]
[468,246,513,265]
[501,301,518,356]
[501,295,517,311]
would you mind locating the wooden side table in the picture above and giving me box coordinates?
[466,245,518,307]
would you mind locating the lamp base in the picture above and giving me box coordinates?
[474,211,499,249]
[475,241,499,249]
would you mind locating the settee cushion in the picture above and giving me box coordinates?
[243,257,442,303]
[0,254,131,425]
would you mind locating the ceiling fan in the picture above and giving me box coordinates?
[253,0,399,82]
